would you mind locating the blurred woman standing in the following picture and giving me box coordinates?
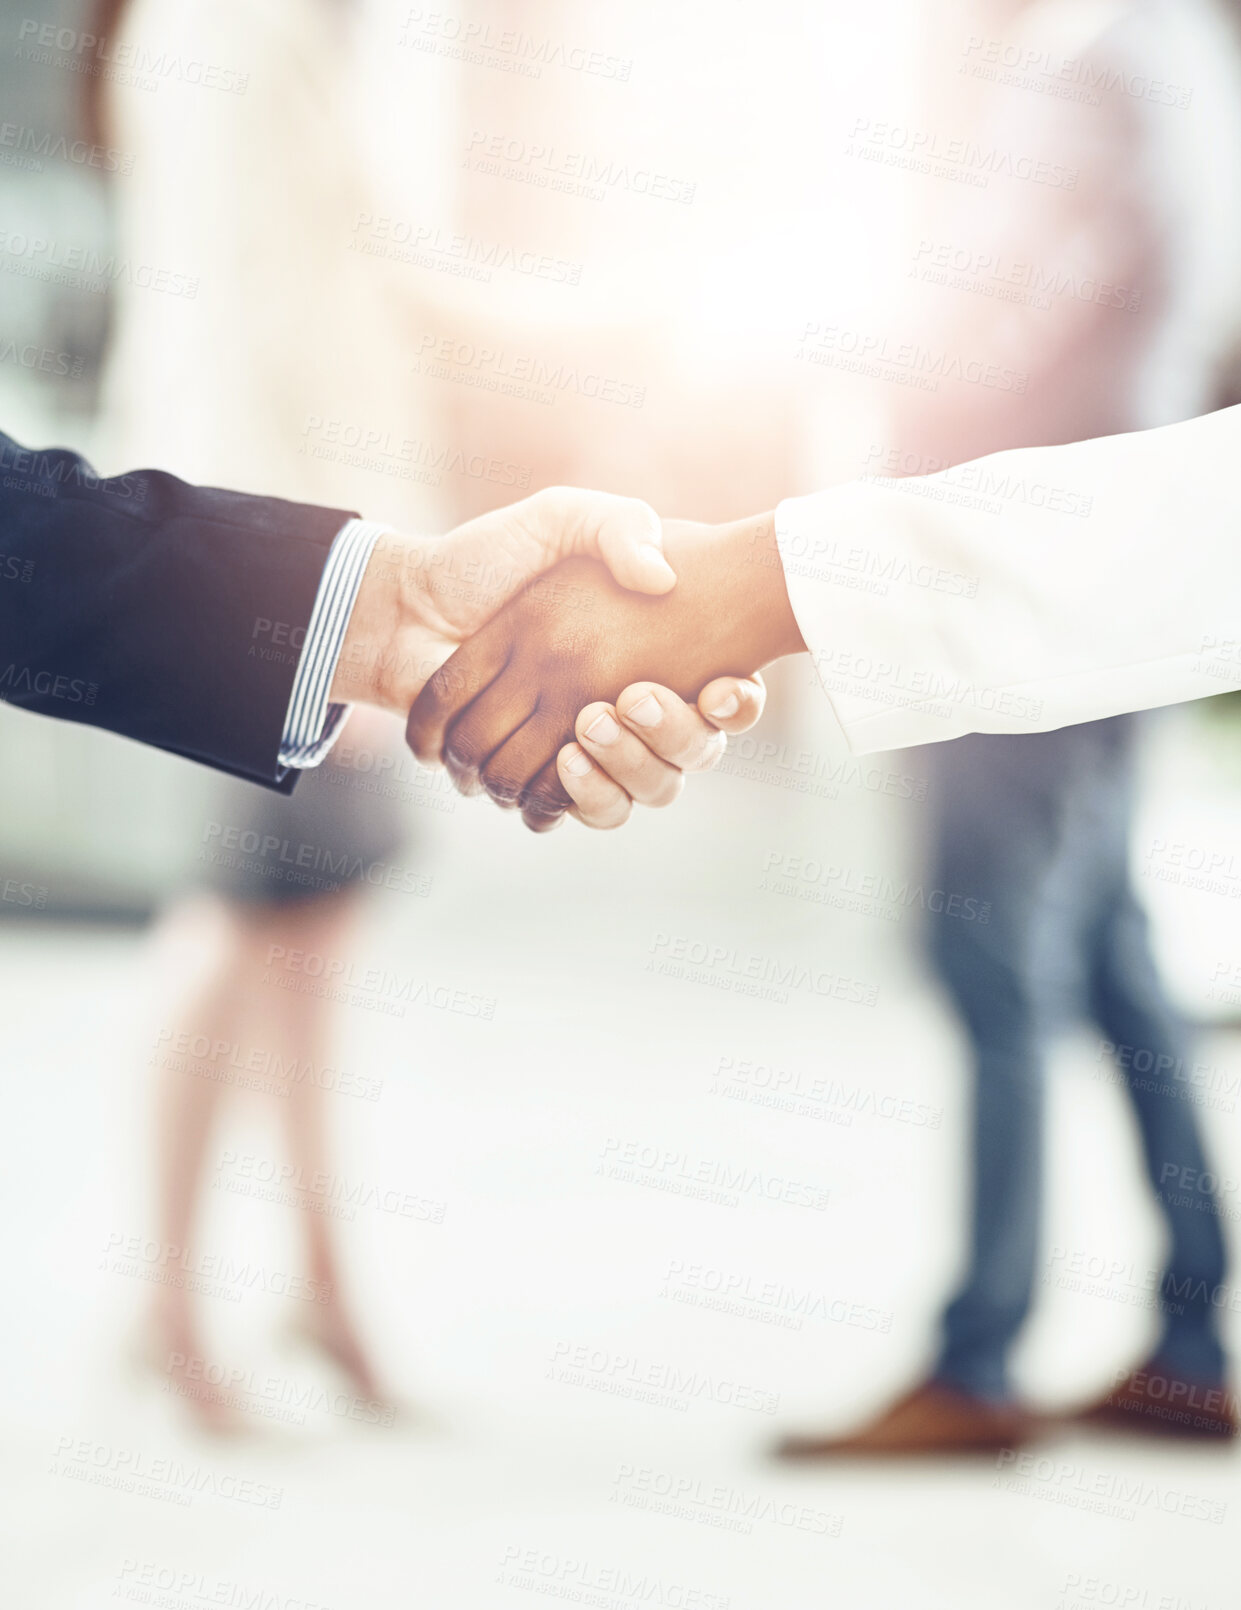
[93,0,445,1427]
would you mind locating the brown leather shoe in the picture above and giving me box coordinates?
[774,1381,1037,1458]
[1074,1365,1238,1440]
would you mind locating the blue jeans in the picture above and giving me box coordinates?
[925,718,1227,1402]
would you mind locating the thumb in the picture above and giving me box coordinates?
[422,488,676,639]
[556,488,677,595]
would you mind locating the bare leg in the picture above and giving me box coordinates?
[242,891,387,1403]
[147,894,253,1430]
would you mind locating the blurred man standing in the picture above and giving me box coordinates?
[780,0,1241,1454]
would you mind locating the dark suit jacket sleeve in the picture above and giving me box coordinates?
[0,431,358,790]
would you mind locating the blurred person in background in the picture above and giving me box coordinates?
[779,0,1241,1455]
[89,0,799,1428]
[422,0,817,529]
[83,0,1241,1441]
[92,0,443,1427]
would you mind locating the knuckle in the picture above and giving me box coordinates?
[446,765,483,797]
[522,794,568,827]
[480,760,522,805]
[534,484,572,525]
[526,776,571,815]
[585,799,630,831]
[570,771,624,823]
[690,732,727,771]
[444,733,481,774]
[669,734,707,769]
[649,774,685,809]
[618,493,655,529]
[428,661,464,701]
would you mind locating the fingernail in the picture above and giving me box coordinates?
[637,545,676,588]
[707,692,740,719]
[584,711,621,745]
[562,746,593,777]
[625,693,662,728]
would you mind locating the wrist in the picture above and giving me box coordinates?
[662,511,804,673]
[331,533,451,712]
[721,510,806,664]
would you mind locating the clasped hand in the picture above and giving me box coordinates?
[335,487,795,832]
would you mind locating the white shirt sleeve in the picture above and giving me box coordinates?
[776,406,1241,754]
[278,518,387,771]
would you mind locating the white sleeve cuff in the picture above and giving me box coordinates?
[776,413,1241,753]
[278,517,388,770]
[775,480,989,754]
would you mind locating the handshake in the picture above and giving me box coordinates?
[331,488,806,831]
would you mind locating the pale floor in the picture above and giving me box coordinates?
[2,716,1239,1610]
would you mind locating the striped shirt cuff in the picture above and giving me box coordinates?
[278,518,388,771]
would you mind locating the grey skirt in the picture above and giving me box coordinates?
[196,743,411,908]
